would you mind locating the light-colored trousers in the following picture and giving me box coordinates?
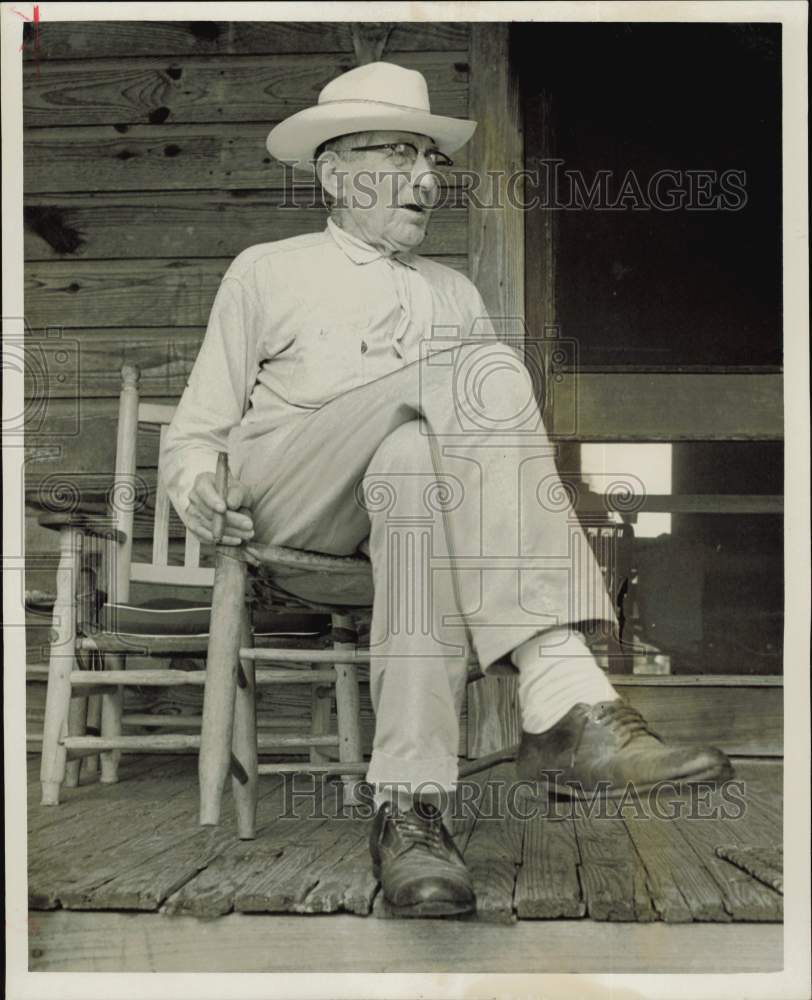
[231,340,616,792]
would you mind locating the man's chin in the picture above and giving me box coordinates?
[390,228,428,253]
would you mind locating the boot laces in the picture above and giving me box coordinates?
[389,806,446,852]
[589,701,660,748]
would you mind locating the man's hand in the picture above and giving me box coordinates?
[187,471,254,546]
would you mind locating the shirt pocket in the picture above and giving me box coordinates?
[288,314,371,405]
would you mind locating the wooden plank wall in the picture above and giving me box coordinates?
[23,20,470,404]
[21,22,472,580]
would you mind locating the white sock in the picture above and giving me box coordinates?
[510,627,619,734]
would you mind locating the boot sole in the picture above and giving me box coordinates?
[518,764,735,802]
[382,898,476,918]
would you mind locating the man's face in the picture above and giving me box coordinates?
[328,130,445,254]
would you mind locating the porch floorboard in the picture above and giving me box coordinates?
[27,755,782,934]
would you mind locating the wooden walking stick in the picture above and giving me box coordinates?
[200,450,245,826]
[211,452,229,543]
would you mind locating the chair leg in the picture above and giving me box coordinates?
[63,695,88,788]
[83,694,102,779]
[40,527,82,806]
[199,549,246,826]
[100,654,123,784]
[332,613,364,805]
[231,606,258,840]
[310,668,333,766]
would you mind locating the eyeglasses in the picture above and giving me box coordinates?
[347,142,454,170]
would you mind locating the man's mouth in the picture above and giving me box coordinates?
[400,204,426,213]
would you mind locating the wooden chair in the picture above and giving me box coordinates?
[37,365,336,805]
[197,452,636,840]
[36,365,633,819]
[198,495,374,838]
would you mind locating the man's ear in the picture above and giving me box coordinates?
[316,151,346,204]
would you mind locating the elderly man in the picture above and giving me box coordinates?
[162,62,732,917]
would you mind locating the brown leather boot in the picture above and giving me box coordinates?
[517,699,734,799]
[370,800,476,917]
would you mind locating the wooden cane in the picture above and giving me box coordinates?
[211,452,229,543]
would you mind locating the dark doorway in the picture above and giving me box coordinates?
[517,21,782,366]
[518,23,783,674]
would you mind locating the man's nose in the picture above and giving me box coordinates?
[413,166,440,208]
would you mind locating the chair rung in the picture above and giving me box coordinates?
[69,668,337,687]
[122,714,204,729]
[63,734,201,751]
[260,734,340,747]
[63,733,341,753]
[256,762,368,775]
[71,670,206,686]
[121,714,307,731]
[244,648,370,664]
[255,669,338,684]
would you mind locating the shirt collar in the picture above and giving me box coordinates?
[326,217,418,271]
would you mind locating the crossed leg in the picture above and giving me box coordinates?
[231,340,616,794]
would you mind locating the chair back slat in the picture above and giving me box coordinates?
[110,365,140,604]
[184,530,201,568]
[152,425,171,566]
[109,366,216,592]
[130,563,214,587]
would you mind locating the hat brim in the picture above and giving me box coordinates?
[266,102,477,171]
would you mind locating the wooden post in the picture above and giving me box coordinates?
[99,656,123,783]
[63,695,88,788]
[83,694,102,778]
[40,527,82,805]
[332,613,364,805]
[66,541,102,786]
[310,681,333,766]
[97,364,141,782]
[310,644,333,768]
[231,605,258,839]
[524,88,557,334]
[468,23,525,329]
[466,23,529,761]
[109,364,139,604]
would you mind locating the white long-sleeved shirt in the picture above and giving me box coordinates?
[161,217,496,527]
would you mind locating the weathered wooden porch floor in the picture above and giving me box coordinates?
[28,754,782,926]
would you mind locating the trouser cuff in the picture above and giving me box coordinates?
[366,749,459,796]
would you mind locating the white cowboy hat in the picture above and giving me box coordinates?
[266,61,477,168]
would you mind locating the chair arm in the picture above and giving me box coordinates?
[37,511,126,543]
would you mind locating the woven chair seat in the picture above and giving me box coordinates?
[239,542,375,612]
